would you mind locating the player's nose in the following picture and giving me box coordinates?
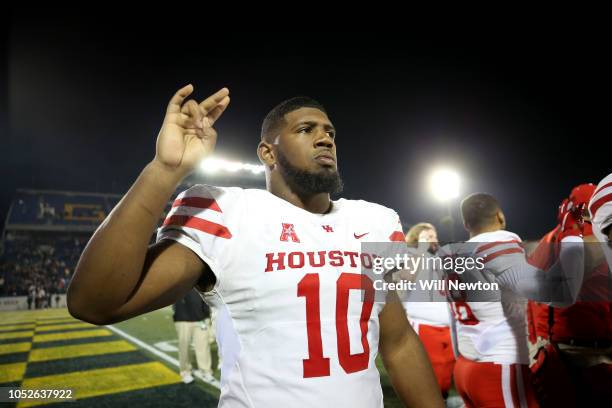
[313,128,334,149]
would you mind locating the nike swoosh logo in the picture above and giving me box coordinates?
[354,232,369,239]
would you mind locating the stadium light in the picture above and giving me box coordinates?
[200,158,265,176]
[429,168,460,202]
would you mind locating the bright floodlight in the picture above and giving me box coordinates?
[200,158,265,176]
[429,168,460,202]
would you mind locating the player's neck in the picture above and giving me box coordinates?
[268,180,332,214]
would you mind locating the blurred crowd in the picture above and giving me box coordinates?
[0,233,86,307]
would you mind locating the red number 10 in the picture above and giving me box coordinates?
[297,272,374,378]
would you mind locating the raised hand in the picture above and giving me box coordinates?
[154,85,230,178]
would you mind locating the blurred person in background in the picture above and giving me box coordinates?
[173,288,215,384]
[403,223,459,405]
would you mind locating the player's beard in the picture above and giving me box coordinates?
[276,150,344,196]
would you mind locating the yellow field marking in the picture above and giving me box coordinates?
[0,330,34,340]
[0,362,26,383]
[19,361,180,407]
[0,342,31,355]
[28,340,136,362]
[35,323,94,332]
[33,329,112,343]
[0,324,36,332]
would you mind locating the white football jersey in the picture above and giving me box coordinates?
[404,298,452,329]
[443,230,530,364]
[403,250,452,328]
[589,173,612,269]
[156,185,405,408]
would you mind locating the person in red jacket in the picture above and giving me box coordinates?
[527,183,612,407]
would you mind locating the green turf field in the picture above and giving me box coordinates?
[0,307,403,407]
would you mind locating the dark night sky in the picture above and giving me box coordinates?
[3,12,610,241]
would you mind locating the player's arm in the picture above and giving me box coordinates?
[495,236,584,307]
[67,85,230,325]
[379,291,445,408]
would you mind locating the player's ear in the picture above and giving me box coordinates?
[497,211,506,228]
[258,140,275,167]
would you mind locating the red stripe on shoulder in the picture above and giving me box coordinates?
[172,196,222,212]
[593,181,612,198]
[163,215,232,239]
[475,240,521,254]
[589,192,612,219]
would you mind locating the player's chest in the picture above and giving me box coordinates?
[234,210,380,269]
[223,211,380,304]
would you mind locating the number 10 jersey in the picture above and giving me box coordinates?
[157,185,405,408]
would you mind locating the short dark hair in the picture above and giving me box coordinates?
[261,96,327,142]
[460,193,501,230]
